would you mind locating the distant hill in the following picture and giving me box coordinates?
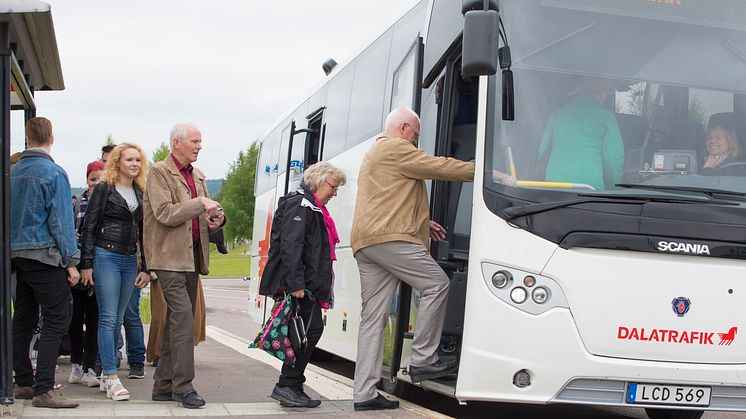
[71,179,224,198]
[206,179,224,196]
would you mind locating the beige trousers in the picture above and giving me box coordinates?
[352,241,449,403]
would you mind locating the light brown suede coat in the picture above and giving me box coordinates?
[351,135,474,254]
[143,156,214,275]
[146,276,206,362]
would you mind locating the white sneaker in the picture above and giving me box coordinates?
[68,363,84,384]
[81,369,99,387]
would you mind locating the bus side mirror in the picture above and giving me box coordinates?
[462,10,499,77]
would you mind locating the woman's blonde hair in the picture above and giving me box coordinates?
[101,142,148,189]
[302,161,346,192]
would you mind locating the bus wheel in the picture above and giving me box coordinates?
[645,408,704,419]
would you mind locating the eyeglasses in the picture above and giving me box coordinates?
[404,122,420,142]
[325,180,340,191]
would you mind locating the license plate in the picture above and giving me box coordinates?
[626,383,711,407]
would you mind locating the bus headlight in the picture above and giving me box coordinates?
[510,287,527,304]
[482,263,569,315]
[492,271,511,288]
[532,286,550,304]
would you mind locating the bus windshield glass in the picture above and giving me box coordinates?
[488,0,746,198]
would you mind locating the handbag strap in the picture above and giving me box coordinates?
[292,290,316,334]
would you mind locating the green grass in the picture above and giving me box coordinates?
[205,242,251,277]
[140,292,151,324]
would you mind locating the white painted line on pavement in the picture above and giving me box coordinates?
[206,326,453,419]
[203,293,248,301]
[206,325,352,400]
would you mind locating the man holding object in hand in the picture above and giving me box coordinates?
[143,123,226,409]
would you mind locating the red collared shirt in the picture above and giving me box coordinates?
[171,154,201,243]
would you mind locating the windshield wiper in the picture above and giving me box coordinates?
[616,183,746,201]
[504,196,646,220]
[504,193,736,220]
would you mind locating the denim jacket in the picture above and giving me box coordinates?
[11,149,79,268]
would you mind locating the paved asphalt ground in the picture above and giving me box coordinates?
[5,277,742,418]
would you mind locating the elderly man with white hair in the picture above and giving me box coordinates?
[143,123,225,409]
[351,107,514,411]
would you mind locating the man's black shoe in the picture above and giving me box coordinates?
[173,390,205,409]
[408,358,458,383]
[295,386,321,408]
[271,385,311,407]
[354,393,400,411]
[151,391,173,401]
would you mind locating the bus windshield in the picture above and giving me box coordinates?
[488,0,746,198]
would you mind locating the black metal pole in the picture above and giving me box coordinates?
[283,121,296,197]
[0,22,14,407]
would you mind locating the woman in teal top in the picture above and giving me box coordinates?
[538,80,624,191]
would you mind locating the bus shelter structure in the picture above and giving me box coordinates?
[0,0,64,409]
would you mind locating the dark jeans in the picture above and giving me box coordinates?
[68,288,99,371]
[278,296,324,388]
[12,258,71,396]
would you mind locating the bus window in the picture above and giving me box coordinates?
[255,128,281,196]
[323,65,355,160]
[347,34,391,149]
[305,113,323,166]
[391,43,417,111]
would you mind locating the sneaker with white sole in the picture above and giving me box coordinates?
[81,369,99,387]
[68,363,83,384]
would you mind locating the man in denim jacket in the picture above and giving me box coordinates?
[10,117,81,409]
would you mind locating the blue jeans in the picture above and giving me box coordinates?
[122,286,145,365]
[93,246,137,376]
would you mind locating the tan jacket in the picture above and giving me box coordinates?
[351,135,474,254]
[143,157,215,274]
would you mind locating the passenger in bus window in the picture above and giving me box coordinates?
[259,162,346,408]
[350,107,513,411]
[538,78,624,190]
[702,125,744,176]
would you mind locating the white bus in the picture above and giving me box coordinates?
[248,1,746,418]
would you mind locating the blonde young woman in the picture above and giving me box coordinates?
[79,143,151,401]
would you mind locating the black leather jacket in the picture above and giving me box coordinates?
[79,181,147,272]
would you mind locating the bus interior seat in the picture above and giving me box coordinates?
[664,120,705,153]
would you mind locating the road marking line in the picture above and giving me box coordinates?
[206,325,351,400]
[203,293,248,301]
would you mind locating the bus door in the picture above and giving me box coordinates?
[383,36,425,390]
[427,56,479,382]
[390,51,479,391]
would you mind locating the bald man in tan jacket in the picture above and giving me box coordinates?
[351,107,514,411]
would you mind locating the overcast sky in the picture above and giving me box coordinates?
[12,0,421,187]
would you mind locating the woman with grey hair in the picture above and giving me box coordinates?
[259,161,346,408]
